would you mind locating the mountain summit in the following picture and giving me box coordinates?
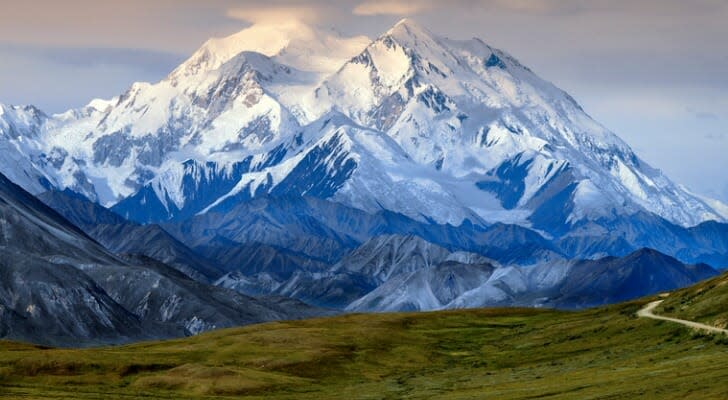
[172,20,370,79]
[0,19,725,234]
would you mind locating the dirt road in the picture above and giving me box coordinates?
[637,300,728,335]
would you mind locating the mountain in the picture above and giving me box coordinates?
[347,260,497,312]
[0,172,322,346]
[555,212,728,267]
[335,234,457,285]
[0,104,54,195]
[38,189,224,282]
[204,242,330,283]
[161,195,568,307]
[0,19,724,232]
[161,195,520,265]
[0,173,117,266]
[214,234,491,309]
[164,195,363,263]
[545,249,717,308]
[0,172,150,345]
[0,251,152,346]
[211,231,715,311]
[0,19,726,321]
[84,255,325,336]
[444,248,716,310]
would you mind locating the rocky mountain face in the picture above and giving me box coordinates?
[342,242,717,311]
[0,252,152,347]
[29,184,722,314]
[546,249,717,308]
[212,232,716,312]
[0,173,323,346]
[38,189,224,282]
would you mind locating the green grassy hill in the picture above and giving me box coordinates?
[1,297,727,399]
[657,270,728,329]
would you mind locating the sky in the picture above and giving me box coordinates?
[0,0,726,203]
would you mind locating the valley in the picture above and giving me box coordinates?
[1,284,727,399]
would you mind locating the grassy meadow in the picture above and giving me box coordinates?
[1,294,728,399]
[657,271,728,329]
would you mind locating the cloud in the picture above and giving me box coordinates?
[353,1,433,16]
[226,5,325,24]
[485,0,585,15]
[352,0,581,17]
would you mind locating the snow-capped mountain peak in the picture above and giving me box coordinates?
[170,20,370,81]
[386,18,437,43]
[0,19,725,230]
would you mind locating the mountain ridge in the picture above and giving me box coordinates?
[0,171,324,346]
[0,18,724,231]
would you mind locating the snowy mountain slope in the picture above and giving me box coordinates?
[1,52,309,207]
[0,104,55,195]
[183,113,491,225]
[173,20,369,80]
[44,53,303,206]
[0,18,724,235]
[0,22,368,209]
[301,19,722,227]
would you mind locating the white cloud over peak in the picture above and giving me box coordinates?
[353,1,432,16]
[226,5,324,25]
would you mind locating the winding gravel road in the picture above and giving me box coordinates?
[637,300,728,335]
